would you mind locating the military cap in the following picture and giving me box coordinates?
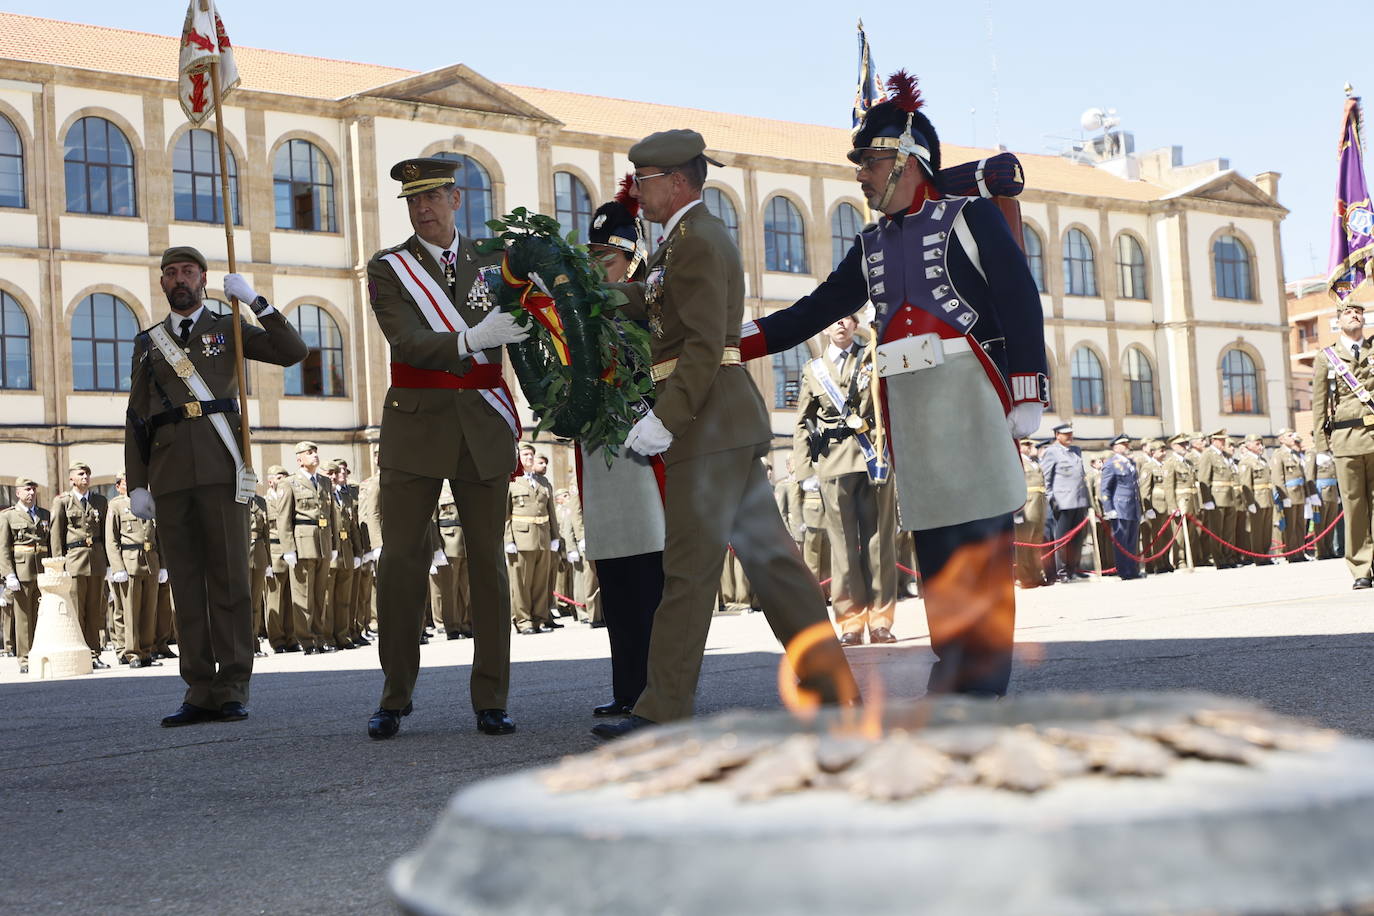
[1208,428,1228,439]
[68,460,90,472]
[14,476,38,488]
[849,71,941,176]
[555,487,570,497]
[1052,422,1073,434]
[589,176,644,259]
[1035,437,1053,447]
[1018,437,1035,446]
[161,245,207,272]
[1243,433,1263,444]
[332,457,350,468]
[628,129,724,169]
[114,470,126,481]
[1277,427,1295,437]
[389,157,459,198]
[1146,439,1166,451]
[1338,300,1366,312]
[1168,433,1190,445]
[266,464,288,477]
[1110,434,1131,446]
[294,440,318,454]
[321,460,340,473]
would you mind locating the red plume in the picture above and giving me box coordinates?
[615,173,640,217]
[885,70,923,113]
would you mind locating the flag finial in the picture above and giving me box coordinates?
[1347,82,1356,98]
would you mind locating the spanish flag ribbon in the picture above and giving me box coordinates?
[501,254,571,366]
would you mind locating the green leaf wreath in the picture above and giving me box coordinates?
[475,208,654,460]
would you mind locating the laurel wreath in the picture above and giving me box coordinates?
[475,208,654,460]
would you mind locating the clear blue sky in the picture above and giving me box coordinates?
[7,0,1365,281]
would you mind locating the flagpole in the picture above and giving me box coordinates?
[209,56,253,472]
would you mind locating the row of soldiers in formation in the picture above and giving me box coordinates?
[1017,425,1341,586]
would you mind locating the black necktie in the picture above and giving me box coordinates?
[1353,343,1361,363]
[178,318,193,346]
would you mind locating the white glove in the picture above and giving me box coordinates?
[352,556,362,570]
[801,475,820,492]
[1145,509,1156,520]
[550,539,561,552]
[462,308,530,353]
[111,570,130,584]
[265,566,275,579]
[1249,504,1258,514]
[1282,499,1293,509]
[1007,403,1043,439]
[104,568,114,583]
[157,568,168,584]
[1304,504,1314,520]
[433,550,448,568]
[1104,510,1118,521]
[505,542,518,555]
[1203,501,1216,511]
[4,573,19,592]
[283,551,298,568]
[625,410,674,457]
[130,487,156,520]
[429,564,438,575]
[1013,512,1025,524]
[578,539,586,553]
[365,548,381,563]
[1307,494,1322,507]
[223,273,258,305]
[567,550,581,564]
[331,550,339,562]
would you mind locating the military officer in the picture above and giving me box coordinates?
[507,443,561,635]
[1099,435,1142,580]
[1312,300,1374,587]
[798,475,831,598]
[125,245,308,725]
[1305,445,1341,560]
[366,157,528,739]
[1237,434,1275,565]
[430,481,471,639]
[793,313,898,646]
[274,442,339,654]
[247,478,271,657]
[533,453,563,624]
[325,460,363,649]
[774,458,805,548]
[1269,428,1308,562]
[1136,440,1171,574]
[1014,438,1048,588]
[1163,433,1200,570]
[1040,423,1091,583]
[0,477,50,673]
[105,471,163,667]
[1195,429,1238,568]
[262,465,297,652]
[593,128,857,735]
[50,460,109,666]
[556,489,600,625]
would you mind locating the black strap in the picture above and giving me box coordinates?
[1331,417,1370,431]
[438,520,462,528]
[147,399,238,433]
[65,539,93,550]
[117,540,149,550]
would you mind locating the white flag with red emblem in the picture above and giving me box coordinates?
[178,0,240,125]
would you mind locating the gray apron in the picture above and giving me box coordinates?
[580,447,666,561]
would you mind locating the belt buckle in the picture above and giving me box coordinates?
[1363,415,1374,427]
[144,541,152,551]
[340,531,349,540]
[183,401,203,419]
[84,537,92,547]
[318,518,328,528]
[876,333,943,378]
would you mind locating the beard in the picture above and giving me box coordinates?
[167,285,199,311]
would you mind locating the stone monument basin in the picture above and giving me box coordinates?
[391,692,1374,915]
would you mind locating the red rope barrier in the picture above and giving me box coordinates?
[1183,510,1344,560]
[1100,518,1183,563]
[553,590,587,609]
[1012,513,1092,552]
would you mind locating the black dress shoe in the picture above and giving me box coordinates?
[219,702,249,722]
[447,630,462,640]
[368,702,413,740]
[18,663,27,674]
[593,701,633,718]
[284,644,302,653]
[352,637,371,648]
[839,632,864,647]
[161,703,221,727]
[254,649,268,658]
[318,644,337,654]
[418,633,430,645]
[517,626,538,635]
[129,656,146,669]
[457,629,473,639]
[333,642,355,651]
[303,646,318,656]
[1354,577,1373,590]
[869,627,898,644]
[476,709,515,735]
[591,714,655,741]
[542,619,564,630]
[118,656,130,665]
[159,648,178,659]
[91,657,109,670]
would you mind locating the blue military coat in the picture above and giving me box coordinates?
[1099,453,1142,521]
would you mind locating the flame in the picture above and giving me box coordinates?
[777,621,862,724]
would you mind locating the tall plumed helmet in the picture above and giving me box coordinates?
[587,175,646,275]
[849,71,941,212]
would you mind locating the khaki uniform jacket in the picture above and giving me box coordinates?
[1269,446,1305,507]
[774,477,804,540]
[273,471,338,559]
[800,486,826,529]
[434,494,466,559]
[248,495,270,571]
[1238,453,1273,509]
[611,203,771,465]
[367,234,515,483]
[792,342,875,480]
[1197,446,1237,508]
[559,502,586,552]
[1305,451,1341,500]
[50,491,107,577]
[506,475,559,551]
[1313,340,1374,457]
[105,494,159,577]
[1138,457,1169,514]
[265,486,289,568]
[0,504,50,581]
[1022,456,1047,517]
[358,475,381,553]
[124,309,308,495]
[1162,452,1198,514]
[330,486,361,569]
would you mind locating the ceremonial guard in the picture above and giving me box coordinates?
[1269,429,1309,562]
[124,246,307,725]
[0,478,49,673]
[1163,434,1200,570]
[1197,429,1238,568]
[507,443,561,635]
[739,70,1047,697]
[1040,423,1091,583]
[1137,440,1171,574]
[1312,300,1374,587]
[1305,446,1341,560]
[1237,434,1275,565]
[105,472,163,667]
[324,460,363,649]
[1099,435,1142,580]
[592,127,856,735]
[1014,438,1048,588]
[429,481,471,639]
[793,314,898,645]
[366,157,527,739]
[50,460,109,666]
[263,465,297,652]
[275,442,339,654]
[247,483,271,656]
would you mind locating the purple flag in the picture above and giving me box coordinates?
[1329,95,1374,302]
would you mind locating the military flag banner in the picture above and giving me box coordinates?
[1328,90,1374,302]
[178,0,239,126]
[852,19,885,129]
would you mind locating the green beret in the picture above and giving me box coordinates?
[294,441,318,454]
[628,129,724,169]
[161,246,207,272]
[389,158,458,198]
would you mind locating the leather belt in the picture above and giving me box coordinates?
[390,362,502,390]
[118,541,153,551]
[294,517,329,527]
[1331,416,1374,430]
[511,515,549,524]
[65,538,93,549]
[269,537,280,544]
[148,398,238,432]
[438,520,462,528]
[652,347,742,383]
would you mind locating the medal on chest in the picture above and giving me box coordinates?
[467,264,499,312]
[200,332,225,358]
[645,265,667,338]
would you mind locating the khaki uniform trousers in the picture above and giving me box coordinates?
[327,560,353,646]
[821,472,897,636]
[115,570,158,661]
[1279,502,1307,557]
[633,444,855,724]
[574,557,601,624]
[509,547,552,629]
[249,562,268,640]
[719,548,754,613]
[265,559,293,649]
[1246,506,1274,564]
[1203,506,1237,566]
[1138,512,1168,573]
[802,526,830,599]
[376,467,510,712]
[1336,454,1374,580]
[1316,488,1341,559]
[289,557,328,650]
[1171,495,1199,570]
[354,564,374,637]
[1014,504,1047,585]
[153,581,175,655]
[70,573,105,657]
[428,556,471,633]
[6,580,37,663]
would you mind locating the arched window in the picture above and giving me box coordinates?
[0,291,32,389]
[71,292,138,391]
[703,187,739,244]
[0,114,23,209]
[432,152,493,239]
[772,341,812,409]
[1116,234,1147,300]
[554,171,594,244]
[765,196,808,274]
[1214,234,1254,300]
[284,305,345,397]
[173,129,239,224]
[64,117,136,216]
[830,203,863,270]
[273,139,336,232]
[1070,346,1106,416]
[1023,224,1045,293]
[1221,348,1262,414]
[1123,346,1156,416]
[1062,228,1098,296]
